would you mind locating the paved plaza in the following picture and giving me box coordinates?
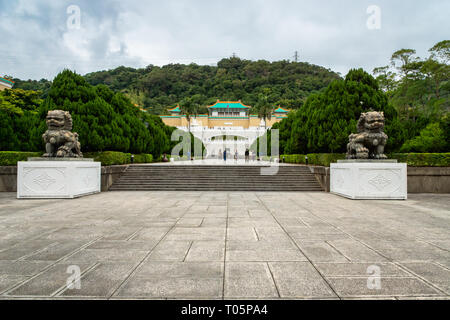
[0,191,449,300]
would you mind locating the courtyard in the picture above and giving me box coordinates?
[0,191,449,300]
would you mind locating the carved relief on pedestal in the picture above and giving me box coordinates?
[33,172,56,190]
[77,167,100,190]
[23,168,66,194]
[332,168,350,191]
[359,169,401,194]
[368,174,391,191]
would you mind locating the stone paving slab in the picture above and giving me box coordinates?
[399,262,450,294]
[0,191,449,300]
[59,262,137,297]
[327,277,442,297]
[268,262,337,298]
[147,240,192,261]
[315,262,410,277]
[0,275,29,293]
[224,262,279,298]
[115,278,223,298]
[133,261,224,279]
[0,260,53,276]
[6,263,94,297]
[185,241,225,261]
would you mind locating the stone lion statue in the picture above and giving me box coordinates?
[42,110,83,158]
[346,111,388,159]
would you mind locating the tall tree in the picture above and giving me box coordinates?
[391,49,418,78]
[255,93,273,130]
[180,97,197,133]
[264,69,399,154]
[429,40,450,64]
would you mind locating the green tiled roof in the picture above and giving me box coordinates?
[273,107,289,113]
[168,106,181,113]
[0,77,14,86]
[208,101,251,109]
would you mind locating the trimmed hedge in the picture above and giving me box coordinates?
[134,154,153,164]
[390,153,450,167]
[306,153,346,166]
[84,151,131,166]
[0,151,42,166]
[281,153,450,167]
[84,151,154,166]
[281,153,346,166]
[0,150,155,166]
[0,150,156,166]
[281,154,305,164]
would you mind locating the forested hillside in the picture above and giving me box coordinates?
[255,40,449,155]
[12,58,340,114]
[1,70,203,157]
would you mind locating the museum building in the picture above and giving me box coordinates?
[160,100,289,157]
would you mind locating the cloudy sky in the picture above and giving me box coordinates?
[1,0,449,80]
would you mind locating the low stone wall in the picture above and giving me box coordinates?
[407,167,450,193]
[101,165,129,191]
[0,166,17,192]
[308,165,450,194]
[0,165,129,192]
[307,166,330,192]
[1,165,448,193]
[102,164,128,191]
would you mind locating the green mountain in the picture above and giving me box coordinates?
[12,58,340,115]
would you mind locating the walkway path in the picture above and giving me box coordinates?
[0,192,449,299]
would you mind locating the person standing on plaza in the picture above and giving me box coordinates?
[223,149,227,161]
[245,149,249,162]
[234,150,238,162]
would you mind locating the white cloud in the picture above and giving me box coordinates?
[0,0,448,80]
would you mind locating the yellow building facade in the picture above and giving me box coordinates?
[0,77,14,91]
[160,100,288,129]
[160,100,289,157]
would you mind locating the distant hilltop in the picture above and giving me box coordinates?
[10,58,341,115]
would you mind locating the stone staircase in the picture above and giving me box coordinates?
[109,165,323,192]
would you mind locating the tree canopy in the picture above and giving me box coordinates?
[372,40,449,152]
[261,69,398,155]
[82,58,341,114]
[259,41,449,156]
[1,70,192,157]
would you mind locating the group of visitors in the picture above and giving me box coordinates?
[216,149,257,162]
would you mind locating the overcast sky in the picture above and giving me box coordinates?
[1,0,449,80]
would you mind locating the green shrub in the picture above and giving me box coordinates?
[390,153,450,167]
[133,153,153,164]
[0,151,42,166]
[0,150,157,166]
[281,153,345,166]
[282,153,450,167]
[281,154,306,164]
[307,153,346,166]
[84,151,131,166]
[400,123,448,153]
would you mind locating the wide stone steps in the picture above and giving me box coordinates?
[109,165,323,191]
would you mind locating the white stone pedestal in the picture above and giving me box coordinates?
[330,160,407,200]
[17,159,101,199]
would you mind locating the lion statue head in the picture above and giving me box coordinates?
[357,111,385,134]
[347,111,388,159]
[46,110,73,131]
